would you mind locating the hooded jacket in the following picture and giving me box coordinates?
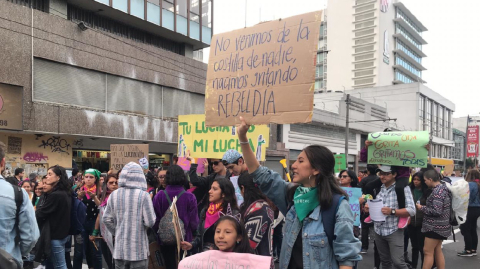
[102,162,156,261]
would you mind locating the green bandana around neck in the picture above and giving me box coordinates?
[293,186,319,222]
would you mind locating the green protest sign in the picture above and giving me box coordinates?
[334,154,346,173]
[367,131,429,168]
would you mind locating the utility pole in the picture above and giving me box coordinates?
[345,94,350,169]
[463,115,470,173]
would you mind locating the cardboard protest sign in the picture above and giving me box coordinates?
[367,131,429,168]
[110,144,149,171]
[444,164,454,176]
[178,114,269,161]
[204,11,322,127]
[178,250,272,269]
[341,187,362,226]
[334,154,346,173]
[177,157,207,173]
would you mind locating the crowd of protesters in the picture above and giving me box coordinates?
[0,120,479,269]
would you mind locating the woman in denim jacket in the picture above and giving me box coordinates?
[236,117,361,269]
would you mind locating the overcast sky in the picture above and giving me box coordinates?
[206,0,480,118]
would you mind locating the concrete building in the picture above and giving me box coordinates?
[316,0,427,91]
[315,83,455,168]
[0,0,212,174]
[452,128,466,169]
[282,95,389,170]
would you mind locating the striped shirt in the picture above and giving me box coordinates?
[102,162,156,261]
[374,183,415,236]
[420,184,452,238]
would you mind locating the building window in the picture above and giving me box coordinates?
[130,0,145,19]
[396,8,423,35]
[395,56,421,77]
[396,24,422,50]
[201,0,212,44]
[426,99,432,133]
[396,39,422,63]
[395,70,415,84]
[147,0,161,25]
[438,106,444,139]
[419,95,425,130]
[190,0,200,40]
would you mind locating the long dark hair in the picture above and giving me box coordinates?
[165,165,187,187]
[213,216,253,254]
[203,178,239,219]
[409,172,429,198]
[289,145,347,209]
[465,169,480,189]
[99,174,117,203]
[48,165,72,194]
[237,172,272,217]
[31,181,41,206]
[338,169,359,188]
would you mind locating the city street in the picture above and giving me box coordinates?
[358,219,480,269]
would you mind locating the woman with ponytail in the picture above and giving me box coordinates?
[236,116,361,269]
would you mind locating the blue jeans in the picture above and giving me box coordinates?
[45,236,70,269]
[73,219,102,269]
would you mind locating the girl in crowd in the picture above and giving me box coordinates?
[146,171,159,200]
[338,170,360,237]
[100,173,107,186]
[157,168,167,191]
[338,170,359,188]
[236,116,361,269]
[458,169,480,257]
[180,178,239,253]
[417,170,451,269]
[74,169,102,269]
[20,180,34,201]
[153,165,199,267]
[213,215,253,254]
[408,172,428,269]
[237,172,274,256]
[32,178,44,210]
[89,174,118,269]
[35,165,72,269]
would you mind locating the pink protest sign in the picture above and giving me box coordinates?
[178,157,206,173]
[178,250,271,269]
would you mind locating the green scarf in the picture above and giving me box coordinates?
[293,186,319,222]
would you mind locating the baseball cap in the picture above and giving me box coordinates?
[376,165,393,173]
[222,149,242,164]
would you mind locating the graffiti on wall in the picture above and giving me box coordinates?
[23,152,49,163]
[38,136,71,155]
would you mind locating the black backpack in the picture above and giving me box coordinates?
[0,185,24,269]
[69,192,87,235]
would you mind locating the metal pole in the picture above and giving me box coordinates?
[345,94,350,169]
[463,115,470,173]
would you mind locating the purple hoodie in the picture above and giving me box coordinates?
[360,148,410,178]
[153,185,199,243]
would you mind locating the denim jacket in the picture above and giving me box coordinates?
[0,176,40,264]
[251,167,362,269]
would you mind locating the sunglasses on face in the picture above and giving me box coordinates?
[340,175,349,178]
[108,181,118,185]
[212,161,221,166]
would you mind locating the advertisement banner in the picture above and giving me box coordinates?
[367,131,429,168]
[467,125,479,158]
[178,114,269,161]
[204,11,322,127]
